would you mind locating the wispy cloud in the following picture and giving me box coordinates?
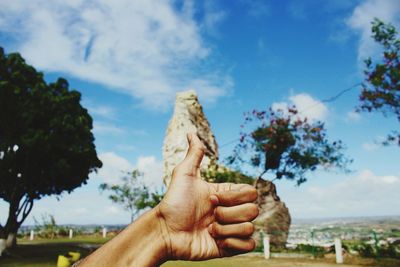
[272,93,329,122]
[202,0,227,37]
[346,0,400,63]
[84,102,117,120]
[346,111,362,122]
[93,122,125,136]
[362,142,379,151]
[0,0,232,110]
[282,169,400,218]
[240,0,269,18]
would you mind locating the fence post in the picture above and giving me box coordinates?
[334,238,343,264]
[102,227,107,238]
[30,230,34,241]
[0,239,6,256]
[311,229,315,258]
[263,234,270,259]
[69,229,73,239]
[372,231,380,260]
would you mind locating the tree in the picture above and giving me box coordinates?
[100,170,162,222]
[228,107,351,185]
[0,47,102,248]
[359,18,400,146]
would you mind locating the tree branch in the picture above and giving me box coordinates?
[16,197,34,226]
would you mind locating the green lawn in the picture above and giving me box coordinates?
[1,238,399,267]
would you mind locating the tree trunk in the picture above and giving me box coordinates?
[6,232,17,248]
[4,201,19,249]
[0,239,6,256]
[3,195,34,249]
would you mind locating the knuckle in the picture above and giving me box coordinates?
[218,238,227,248]
[247,238,256,251]
[248,204,259,218]
[214,222,222,235]
[215,207,225,221]
[249,187,258,200]
[244,222,255,235]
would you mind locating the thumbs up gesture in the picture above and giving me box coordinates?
[157,133,259,260]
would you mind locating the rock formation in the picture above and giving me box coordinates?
[163,89,291,248]
[163,90,218,186]
[253,178,291,248]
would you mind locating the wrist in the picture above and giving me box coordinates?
[154,205,173,261]
[125,208,170,266]
[77,208,170,267]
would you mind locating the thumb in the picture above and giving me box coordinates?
[180,133,205,176]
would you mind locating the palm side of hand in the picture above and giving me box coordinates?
[158,134,258,261]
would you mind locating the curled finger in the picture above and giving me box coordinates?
[213,185,257,207]
[209,222,254,238]
[215,203,259,224]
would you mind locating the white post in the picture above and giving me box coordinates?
[334,238,343,264]
[0,239,6,256]
[102,227,107,238]
[29,230,34,241]
[263,235,270,259]
[69,229,73,239]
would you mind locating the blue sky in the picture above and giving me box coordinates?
[0,0,399,225]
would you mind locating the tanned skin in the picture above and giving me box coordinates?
[78,133,259,267]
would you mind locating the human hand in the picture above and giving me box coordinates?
[156,133,259,261]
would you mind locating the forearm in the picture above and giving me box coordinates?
[77,208,169,267]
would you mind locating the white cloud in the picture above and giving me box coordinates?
[0,0,231,109]
[281,169,400,218]
[136,156,164,189]
[86,104,116,120]
[96,152,163,188]
[240,0,270,18]
[346,111,362,122]
[96,152,134,184]
[347,0,400,63]
[272,93,329,122]
[362,142,379,151]
[202,0,227,37]
[115,145,136,152]
[93,122,125,136]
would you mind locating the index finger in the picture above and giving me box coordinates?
[213,184,257,207]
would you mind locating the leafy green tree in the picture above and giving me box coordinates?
[203,166,254,185]
[359,18,400,145]
[0,47,102,247]
[228,107,351,185]
[100,170,162,222]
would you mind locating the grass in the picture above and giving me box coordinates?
[1,236,107,267]
[1,237,399,267]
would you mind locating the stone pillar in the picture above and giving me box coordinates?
[102,227,107,238]
[69,229,73,239]
[253,178,291,248]
[163,90,218,187]
[335,238,343,264]
[30,230,34,241]
[263,235,271,259]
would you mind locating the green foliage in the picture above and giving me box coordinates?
[0,47,101,240]
[293,244,325,257]
[228,107,351,185]
[355,243,400,259]
[100,170,163,222]
[202,165,254,184]
[359,18,400,146]
[33,214,59,239]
